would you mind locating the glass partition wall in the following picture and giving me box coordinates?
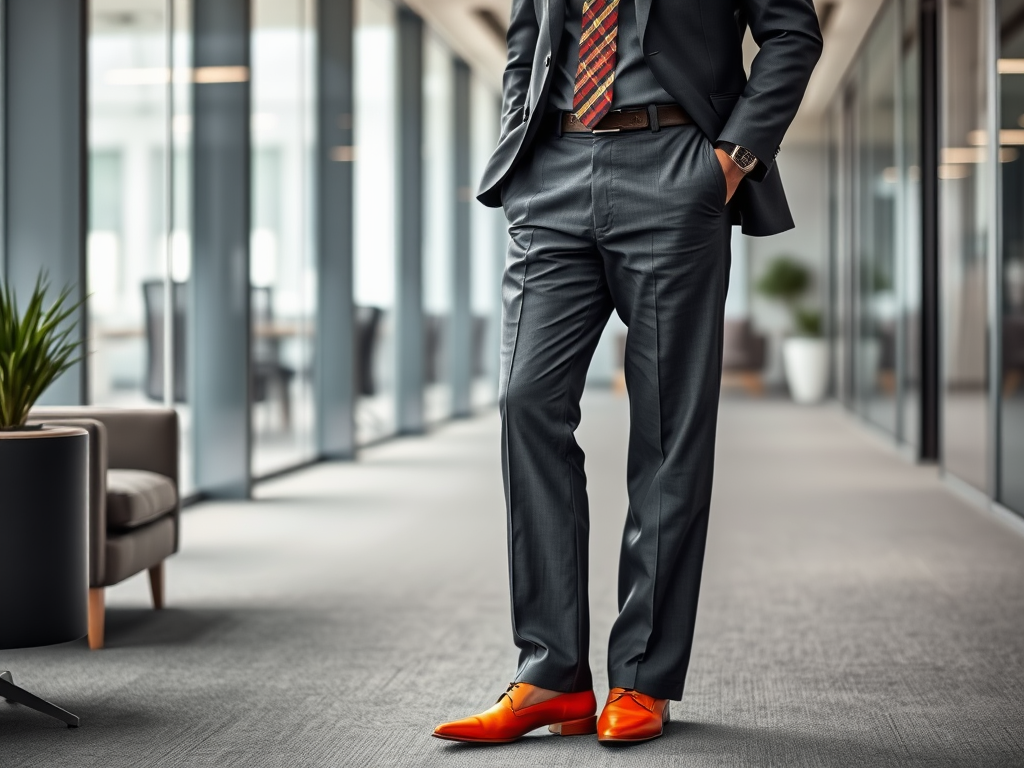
[831,0,921,447]
[855,4,899,433]
[422,33,455,423]
[88,0,194,493]
[354,0,398,445]
[830,0,1024,518]
[471,76,503,407]
[250,0,318,477]
[900,0,924,449]
[82,0,503,494]
[940,0,992,493]
[999,0,1024,511]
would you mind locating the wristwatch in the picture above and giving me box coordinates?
[717,142,759,174]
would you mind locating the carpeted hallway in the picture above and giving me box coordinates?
[2,391,1024,767]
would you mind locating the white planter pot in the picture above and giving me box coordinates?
[782,337,829,404]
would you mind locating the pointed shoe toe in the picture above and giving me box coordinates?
[432,713,493,742]
[597,688,670,744]
[433,683,597,744]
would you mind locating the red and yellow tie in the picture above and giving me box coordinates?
[573,0,621,129]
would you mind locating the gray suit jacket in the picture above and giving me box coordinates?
[476,0,823,237]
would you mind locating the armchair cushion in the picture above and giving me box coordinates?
[107,469,178,530]
[105,516,177,587]
[722,319,767,372]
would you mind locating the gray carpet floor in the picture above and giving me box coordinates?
[2,391,1023,767]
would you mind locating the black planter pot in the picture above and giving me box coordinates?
[0,426,88,649]
[0,426,87,728]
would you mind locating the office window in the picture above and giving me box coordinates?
[250,0,318,477]
[471,76,502,408]
[829,0,927,452]
[940,0,992,491]
[354,0,398,444]
[999,0,1024,512]
[423,33,455,423]
[900,0,923,449]
[834,91,857,409]
[855,4,899,435]
[88,0,193,492]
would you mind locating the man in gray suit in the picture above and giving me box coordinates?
[434,0,822,745]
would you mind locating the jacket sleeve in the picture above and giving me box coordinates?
[500,0,540,139]
[716,0,823,182]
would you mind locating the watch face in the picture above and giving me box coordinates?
[733,147,757,171]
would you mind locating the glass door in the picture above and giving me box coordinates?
[939,0,992,491]
[998,0,1024,513]
[422,33,455,423]
[353,0,398,445]
[250,0,318,476]
[88,0,194,493]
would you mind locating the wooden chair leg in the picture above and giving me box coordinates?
[148,562,165,610]
[749,373,765,397]
[88,588,105,650]
[612,370,627,397]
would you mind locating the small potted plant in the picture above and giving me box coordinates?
[756,256,828,404]
[0,275,89,661]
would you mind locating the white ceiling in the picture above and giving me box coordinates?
[412,0,886,145]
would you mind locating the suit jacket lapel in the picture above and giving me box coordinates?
[635,0,653,49]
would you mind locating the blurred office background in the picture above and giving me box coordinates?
[3,0,1024,764]
[48,0,508,499]
[7,0,1016,522]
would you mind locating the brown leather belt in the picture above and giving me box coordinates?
[560,104,692,134]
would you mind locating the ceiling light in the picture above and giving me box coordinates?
[105,66,248,85]
[942,147,985,164]
[967,128,1024,145]
[194,66,249,84]
[938,164,971,180]
[999,59,1024,74]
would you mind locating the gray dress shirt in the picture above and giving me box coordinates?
[551,0,676,112]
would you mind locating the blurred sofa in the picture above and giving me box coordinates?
[29,407,179,650]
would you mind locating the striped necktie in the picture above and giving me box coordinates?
[573,0,621,129]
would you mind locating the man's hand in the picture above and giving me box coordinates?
[715,148,747,204]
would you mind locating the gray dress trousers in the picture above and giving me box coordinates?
[499,119,732,702]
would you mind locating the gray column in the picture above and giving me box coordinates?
[395,8,424,434]
[2,0,87,406]
[191,0,251,498]
[315,0,356,459]
[451,60,473,417]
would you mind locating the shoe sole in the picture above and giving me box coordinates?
[431,733,520,744]
[598,731,663,744]
[433,715,597,744]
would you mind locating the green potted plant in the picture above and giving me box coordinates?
[756,256,828,404]
[0,274,88,727]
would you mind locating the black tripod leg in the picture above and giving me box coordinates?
[0,671,80,728]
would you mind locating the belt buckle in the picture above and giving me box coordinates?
[592,108,625,134]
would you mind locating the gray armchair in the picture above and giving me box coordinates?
[28,407,180,650]
[721,319,768,395]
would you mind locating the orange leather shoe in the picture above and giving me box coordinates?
[597,688,670,743]
[432,682,597,744]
